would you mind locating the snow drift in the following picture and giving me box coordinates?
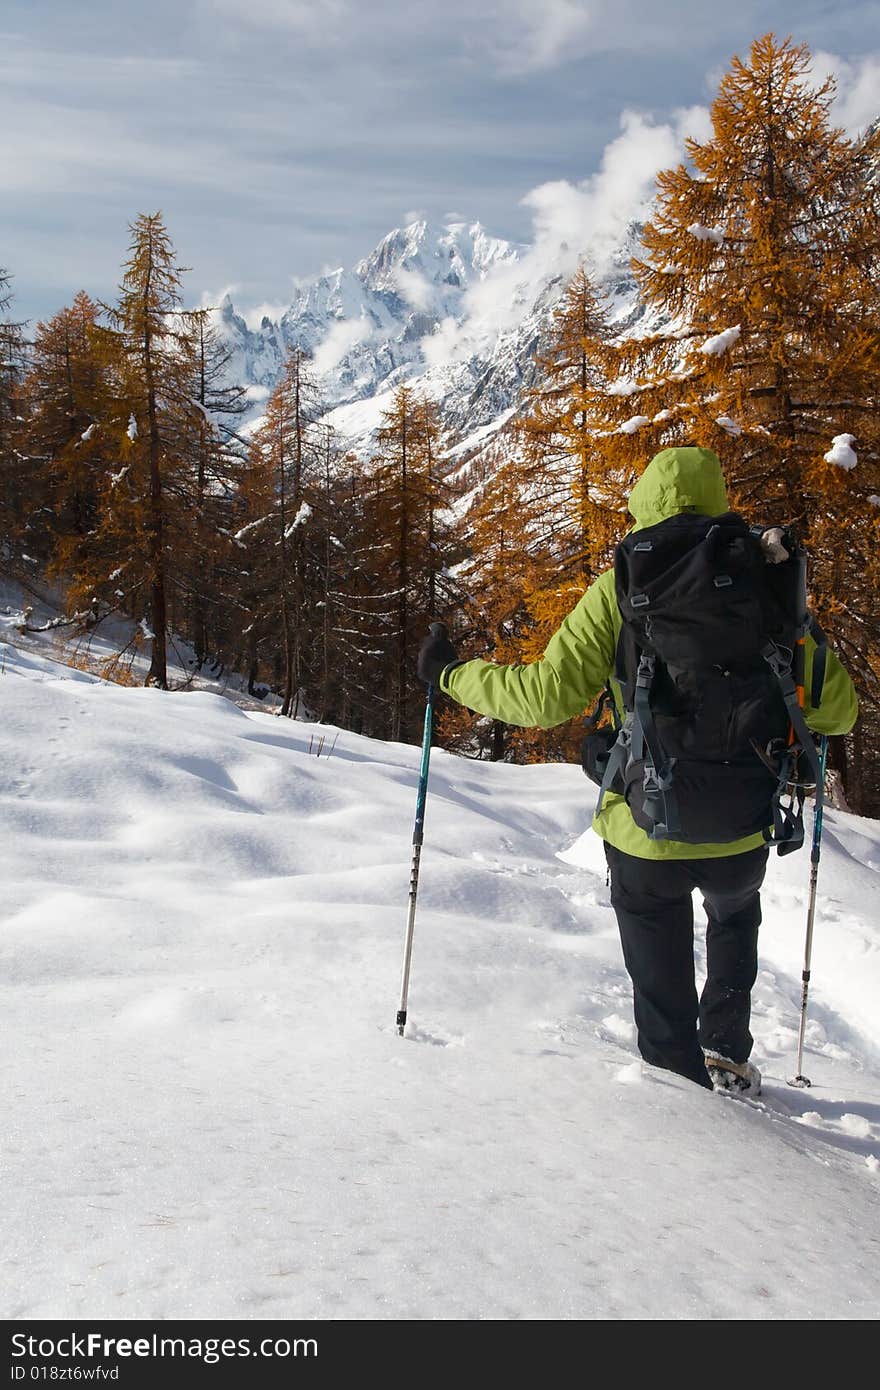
[1,641,879,1320]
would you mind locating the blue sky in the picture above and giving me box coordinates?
[3,0,879,326]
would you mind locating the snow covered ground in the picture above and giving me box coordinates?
[0,572,281,713]
[1,640,879,1321]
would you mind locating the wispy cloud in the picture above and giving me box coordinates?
[487,0,596,75]
[810,50,880,137]
[5,1,878,327]
[393,265,433,311]
[311,316,372,374]
[200,0,349,34]
[423,104,705,369]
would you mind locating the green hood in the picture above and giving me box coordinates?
[628,447,729,530]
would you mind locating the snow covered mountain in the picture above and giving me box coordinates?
[215,216,647,452]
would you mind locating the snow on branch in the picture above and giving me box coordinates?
[824,434,857,470]
[283,502,312,538]
[234,515,273,542]
[618,415,652,435]
[607,377,641,398]
[699,325,741,356]
[687,223,725,246]
[715,415,742,436]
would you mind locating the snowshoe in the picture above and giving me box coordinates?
[703,1052,762,1097]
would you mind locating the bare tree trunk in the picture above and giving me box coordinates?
[246,628,260,698]
[143,236,168,689]
[281,610,295,717]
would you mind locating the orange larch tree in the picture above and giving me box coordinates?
[365,383,460,742]
[238,347,322,717]
[578,34,880,805]
[19,293,110,569]
[0,269,29,554]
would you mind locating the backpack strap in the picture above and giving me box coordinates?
[808,616,829,710]
[762,642,823,787]
[595,724,630,816]
[632,654,682,839]
[763,747,806,855]
[761,640,825,855]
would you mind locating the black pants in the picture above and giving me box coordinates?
[604,843,769,1088]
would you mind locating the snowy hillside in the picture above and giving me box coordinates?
[214,216,647,453]
[0,572,280,714]
[2,641,879,1320]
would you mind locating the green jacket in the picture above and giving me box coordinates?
[442,447,859,860]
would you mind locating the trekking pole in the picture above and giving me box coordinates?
[396,624,444,1037]
[788,734,828,1088]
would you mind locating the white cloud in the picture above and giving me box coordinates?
[676,103,713,145]
[393,266,433,311]
[241,301,290,329]
[199,285,238,310]
[523,107,691,267]
[424,105,704,370]
[311,316,373,376]
[423,315,465,370]
[810,50,880,137]
[488,0,596,75]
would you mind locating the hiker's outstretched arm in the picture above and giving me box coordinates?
[441,571,618,729]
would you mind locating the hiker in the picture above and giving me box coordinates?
[417,446,858,1095]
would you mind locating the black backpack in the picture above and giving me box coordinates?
[583,512,826,855]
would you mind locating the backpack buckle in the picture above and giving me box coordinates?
[643,758,676,793]
[761,640,792,679]
[635,653,655,689]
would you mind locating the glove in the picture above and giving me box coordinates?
[417,623,461,687]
